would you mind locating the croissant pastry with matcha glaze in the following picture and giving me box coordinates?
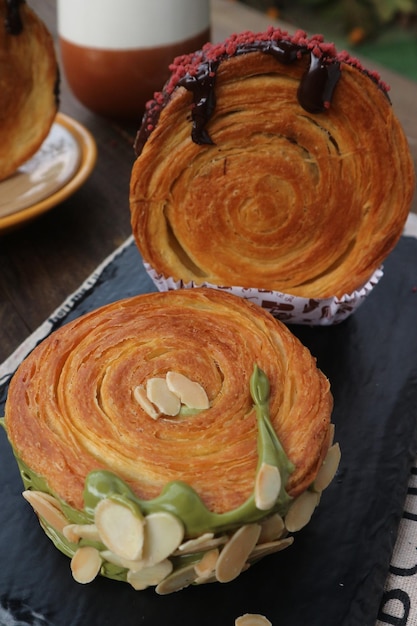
[4,289,338,591]
[0,0,59,181]
[130,29,415,299]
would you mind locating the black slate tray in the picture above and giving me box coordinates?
[1,236,417,626]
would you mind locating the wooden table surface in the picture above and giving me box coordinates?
[1,0,416,364]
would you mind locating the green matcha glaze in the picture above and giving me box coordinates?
[251,365,295,495]
[2,365,295,584]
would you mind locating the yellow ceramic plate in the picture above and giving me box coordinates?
[0,113,97,233]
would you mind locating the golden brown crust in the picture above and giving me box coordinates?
[130,50,415,298]
[0,1,58,181]
[5,288,332,513]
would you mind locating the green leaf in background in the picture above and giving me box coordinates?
[237,0,417,81]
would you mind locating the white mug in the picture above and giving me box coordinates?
[57,0,211,120]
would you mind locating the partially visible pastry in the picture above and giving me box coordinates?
[3,288,338,592]
[0,0,59,181]
[130,28,415,301]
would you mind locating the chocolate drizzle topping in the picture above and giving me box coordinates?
[5,0,24,35]
[298,52,341,113]
[180,40,343,145]
[178,59,219,146]
[134,30,389,156]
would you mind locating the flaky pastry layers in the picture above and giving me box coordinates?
[0,0,59,181]
[130,29,415,299]
[4,289,338,590]
[5,288,331,512]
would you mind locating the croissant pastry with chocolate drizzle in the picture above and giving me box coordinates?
[0,0,59,181]
[130,29,415,299]
[3,288,337,592]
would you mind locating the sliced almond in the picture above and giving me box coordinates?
[70,546,102,584]
[23,490,62,508]
[235,614,272,626]
[194,573,218,585]
[63,523,101,544]
[285,491,320,533]
[254,463,281,511]
[23,490,68,534]
[197,561,251,583]
[142,512,184,566]
[100,549,144,573]
[194,548,219,579]
[314,443,341,492]
[94,498,144,561]
[176,533,227,555]
[248,536,294,563]
[101,513,184,572]
[133,385,160,420]
[166,371,209,410]
[127,559,173,590]
[146,377,181,416]
[258,513,286,544]
[155,563,198,595]
[177,532,214,552]
[215,524,261,583]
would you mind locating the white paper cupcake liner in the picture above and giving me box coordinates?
[144,263,384,326]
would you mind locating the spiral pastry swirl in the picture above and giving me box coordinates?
[130,30,414,298]
[5,289,332,515]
